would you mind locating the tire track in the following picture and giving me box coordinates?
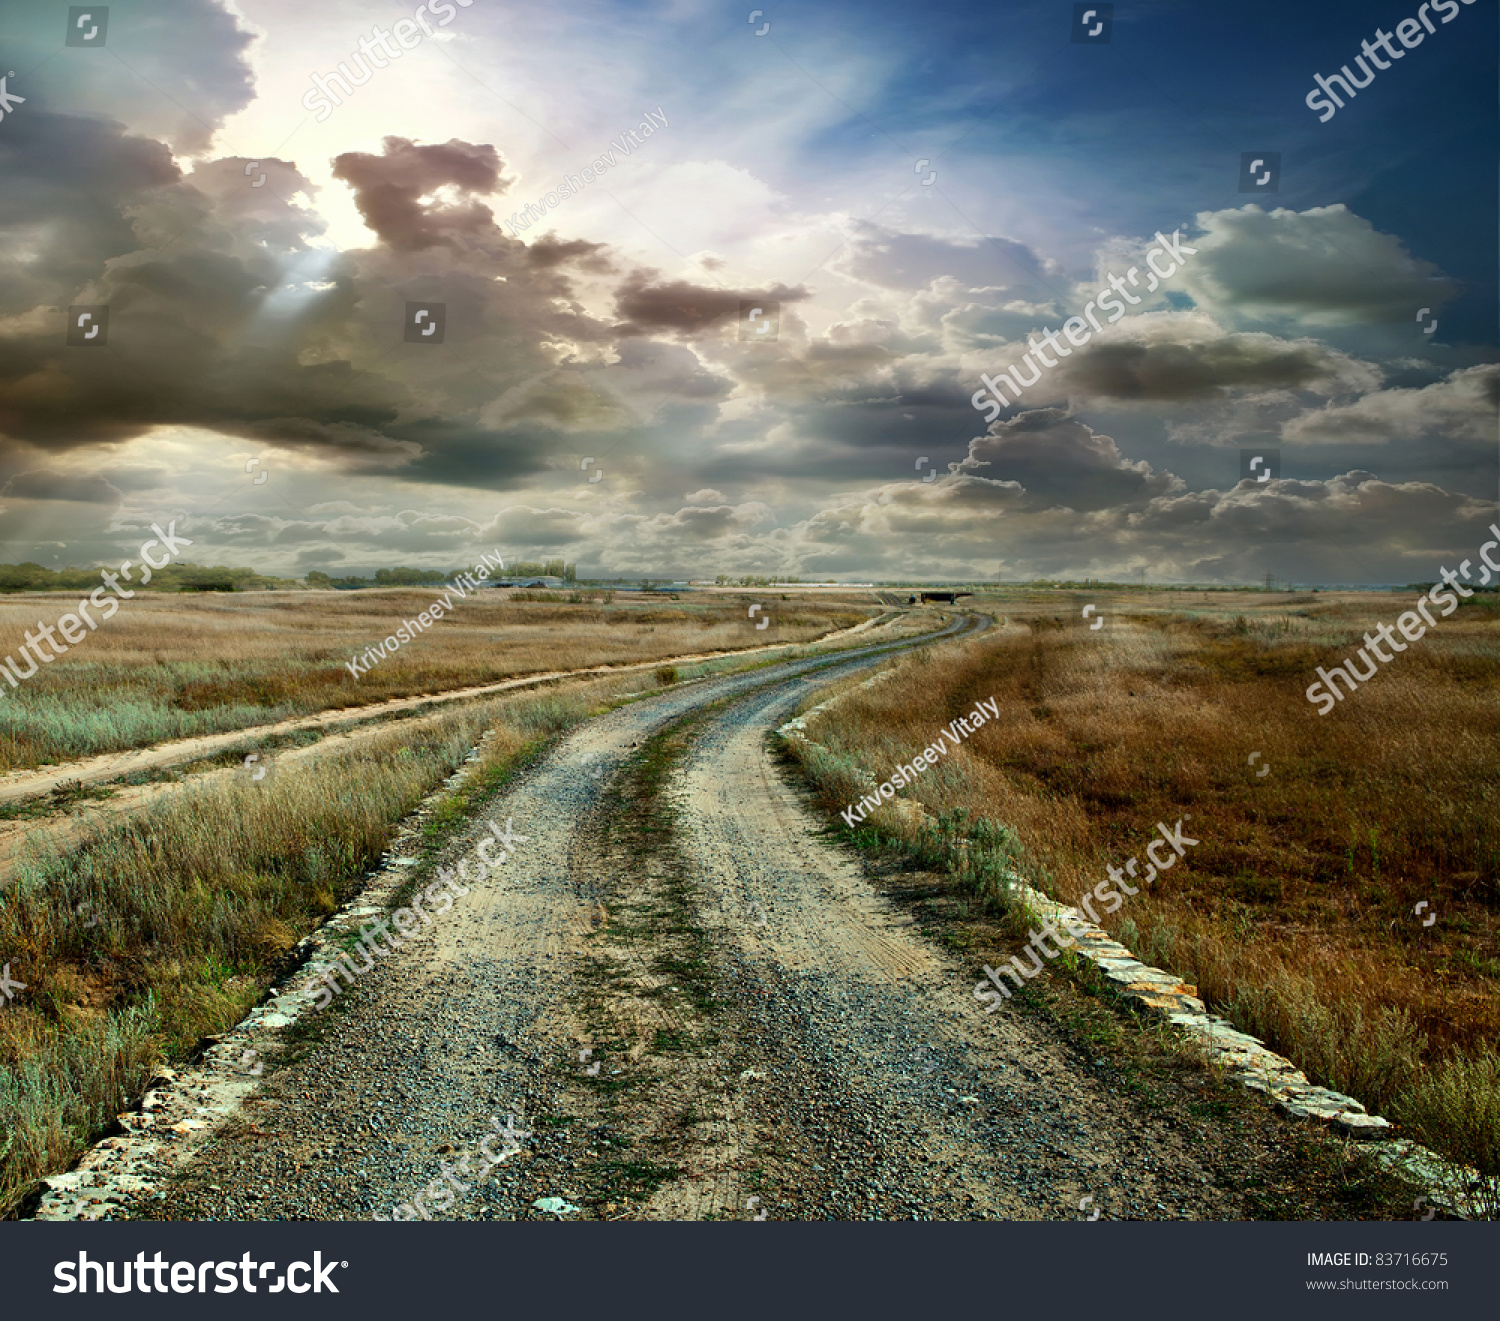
[632,662,1253,1220]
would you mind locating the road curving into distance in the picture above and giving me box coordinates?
[64,611,1331,1222]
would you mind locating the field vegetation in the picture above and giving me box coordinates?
[786,589,1500,1206]
[0,589,865,774]
[0,673,642,1215]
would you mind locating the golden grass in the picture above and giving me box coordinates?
[786,590,1500,1201]
[0,589,866,773]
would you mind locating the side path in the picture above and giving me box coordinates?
[0,612,914,889]
[0,610,905,807]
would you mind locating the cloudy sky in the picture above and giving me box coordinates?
[0,0,1495,583]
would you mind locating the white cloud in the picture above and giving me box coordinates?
[1282,364,1499,445]
[1178,204,1461,327]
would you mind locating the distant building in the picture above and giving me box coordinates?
[919,590,973,604]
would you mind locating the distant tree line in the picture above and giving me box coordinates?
[0,558,588,594]
[304,560,575,589]
[305,567,462,588]
[715,574,800,587]
[0,561,291,592]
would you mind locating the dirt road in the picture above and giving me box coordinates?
[104,615,1367,1222]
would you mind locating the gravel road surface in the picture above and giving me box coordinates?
[121,614,1368,1222]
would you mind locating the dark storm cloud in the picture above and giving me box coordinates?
[678,352,981,490]
[234,419,424,463]
[1056,330,1346,401]
[959,409,1180,511]
[0,471,122,504]
[0,112,413,451]
[1115,473,1496,582]
[0,120,622,482]
[0,282,415,451]
[0,111,181,317]
[612,273,809,336]
[524,236,613,271]
[1283,365,1499,445]
[328,418,559,486]
[782,462,1495,585]
[331,137,510,252]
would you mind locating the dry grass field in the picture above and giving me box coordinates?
[787,588,1500,1197]
[0,588,866,774]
